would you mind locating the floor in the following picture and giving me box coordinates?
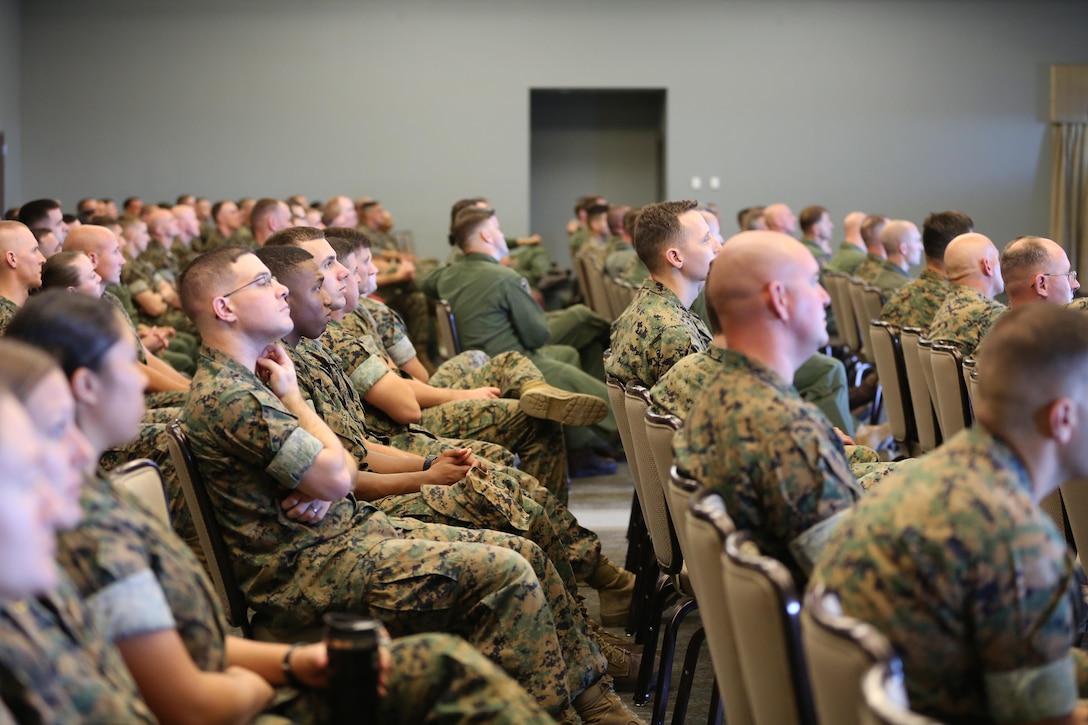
[571,462,718,725]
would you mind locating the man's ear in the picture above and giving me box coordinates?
[665,246,683,271]
[4,250,16,269]
[767,280,789,320]
[1035,273,1050,298]
[1044,396,1076,444]
[212,296,237,323]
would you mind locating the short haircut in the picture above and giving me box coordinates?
[321,196,349,226]
[123,197,141,210]
[76,198,98,214]
[40,251,86,290]
[118,215,144,235]
[211,200,233,224]
[5,290,126,378]
[860,215,889,246]
[264,226,326,248]
[798,205,827,233]
[976,303,1088,429]
[450,198,487,229]
[622,207,641,238]
[324,227,371,257]
[176,194,195,205]
[450,206,496,250]
[30,227,56,244]
[253,245,314,282]
[177,246,254,324]
[632,200,699,271]
[586,204,609,221]
[16,199,61,229]
[86,215,120,229]
[921,211,974,261]
[738,206,765,231]
[250,198,285,230]
[999,236,1053,289]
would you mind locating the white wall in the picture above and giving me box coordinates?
[0,0,21,209]
[16,0,1088,257]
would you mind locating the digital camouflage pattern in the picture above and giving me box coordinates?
[0,296,16,334]
[139,239,181,286]
[926,284,1006,357]
[63,470,556,725]
[813,426,1088,723]
[672,348,862,586]
[603,245,637,281]
[353,296,415,366]
[825,242,868,276]
[606,279,711,388]
[0,575,154,723]
[651,344,899,490]
[800,238,832,269]
[881,268,951,330]
[101,288,147,364]
[852,253,887,286]
[181,344,605,722]
[289,335,599,584]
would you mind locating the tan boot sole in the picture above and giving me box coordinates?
[519,386,608,426]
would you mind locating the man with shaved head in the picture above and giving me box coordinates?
[762,203,798,237]
[0,221,45,331]
[826,211,868,275]
[868,220,922,294]
[1001,236,1080,308]
[814,303,1088,723]
[673,230,863,585]
[881,211,973,329]
[250,198,292,247]
[926,233,1006,356]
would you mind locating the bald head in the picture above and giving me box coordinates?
[0,221,33,253]
[880,220,922,267]
[146,209,176,241]
[708,230,829,374]
[944,233,1002,297]
[762,204,797,235]
[843,211,865,244]
[63,224,114,257]
[1000,236,1079,307]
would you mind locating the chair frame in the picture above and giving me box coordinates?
[860,659,941,725]
[108,458,171,525]
[868,320,918,456]
[899,327,941,452]
[432,298,462,359]
[927,342,972,439]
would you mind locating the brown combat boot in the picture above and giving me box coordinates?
[519,381,608,426]
[573,678,646,725]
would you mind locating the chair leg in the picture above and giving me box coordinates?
[869,382,884,425]
[634,575,676,705]
[669,623,705,725]
[624,493,645,572]
[706,680,722,725]
[630,546,658,640]
[650,597,698,724]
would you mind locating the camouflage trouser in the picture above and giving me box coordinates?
[146,390,188,409]
[347,519,603,724]
[373,429,602,583]
[379,281,432,361]
[423,351,569,501]
[276,633,555,725]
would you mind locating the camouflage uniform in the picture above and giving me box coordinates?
[672,348,863,585]
[825,242,868,276]
[0,296,17,334]
[568,227,589,254]
[1069,297,1088,312]
[329,314,569,499]
[621,255,650,287]
[422,253,616,451]
[106,281,197,376]
[926,285,1006,357]
[813,426,1088,723]
[367,227,433,361]
[508,245,552,288]
[651,344,898,490]
[800,238,831,269]
[869,259,912,296]
[603,245,637,280]
[194,226,254,253]
[354,297,415,365]
[605,278,711,389]
[139,238,181,286]
[853,253,887,285]
[181,344,606,722]
[0,576,154,723]
[61,473,555,725]
[880,268,951,330]
[290,334,601,584]
[121,252,199,340]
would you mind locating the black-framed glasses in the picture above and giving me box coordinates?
[222,272,276,297]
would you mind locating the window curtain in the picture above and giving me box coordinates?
[1050,66,1088,274]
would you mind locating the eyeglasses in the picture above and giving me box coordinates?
[222,272,277,297]
[1043,271,1078,282]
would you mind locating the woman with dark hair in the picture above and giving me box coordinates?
[3,289,554,725]
[40,250,103,296]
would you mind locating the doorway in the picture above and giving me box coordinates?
[530,89,666,267]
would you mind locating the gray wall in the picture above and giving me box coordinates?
[14,0,1088,258]
[1,0,20,209]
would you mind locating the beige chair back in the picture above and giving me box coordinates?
[572,253,593,310]
[645,408,685,552]
[869,321,917,454]
[960,357,977,409]
[602,274,625,319]
[684,488,755,725]
[625,384,681,573]
[859,660,942,725]
[585,258,614,320]
[802,585,897,725]
[723,531,816,725]
[109,458,171,526]
[1039,489,1068,540]
[927,343,972,439]
[1059,480,1088,555]
[826,271,862,354]
[900,329,941,452]
[848,279,882,362]
[432,299,462,358]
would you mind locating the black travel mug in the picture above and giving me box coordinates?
[324,613,383,723]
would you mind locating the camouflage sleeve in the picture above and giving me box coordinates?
[349,357,395,396]
[384,309,416,365]
[121,263,153,296]
[975,522,1080,722]
[86,569,176,643]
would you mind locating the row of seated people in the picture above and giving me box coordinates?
[0,207,648,723]
[603,197,1088,723]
